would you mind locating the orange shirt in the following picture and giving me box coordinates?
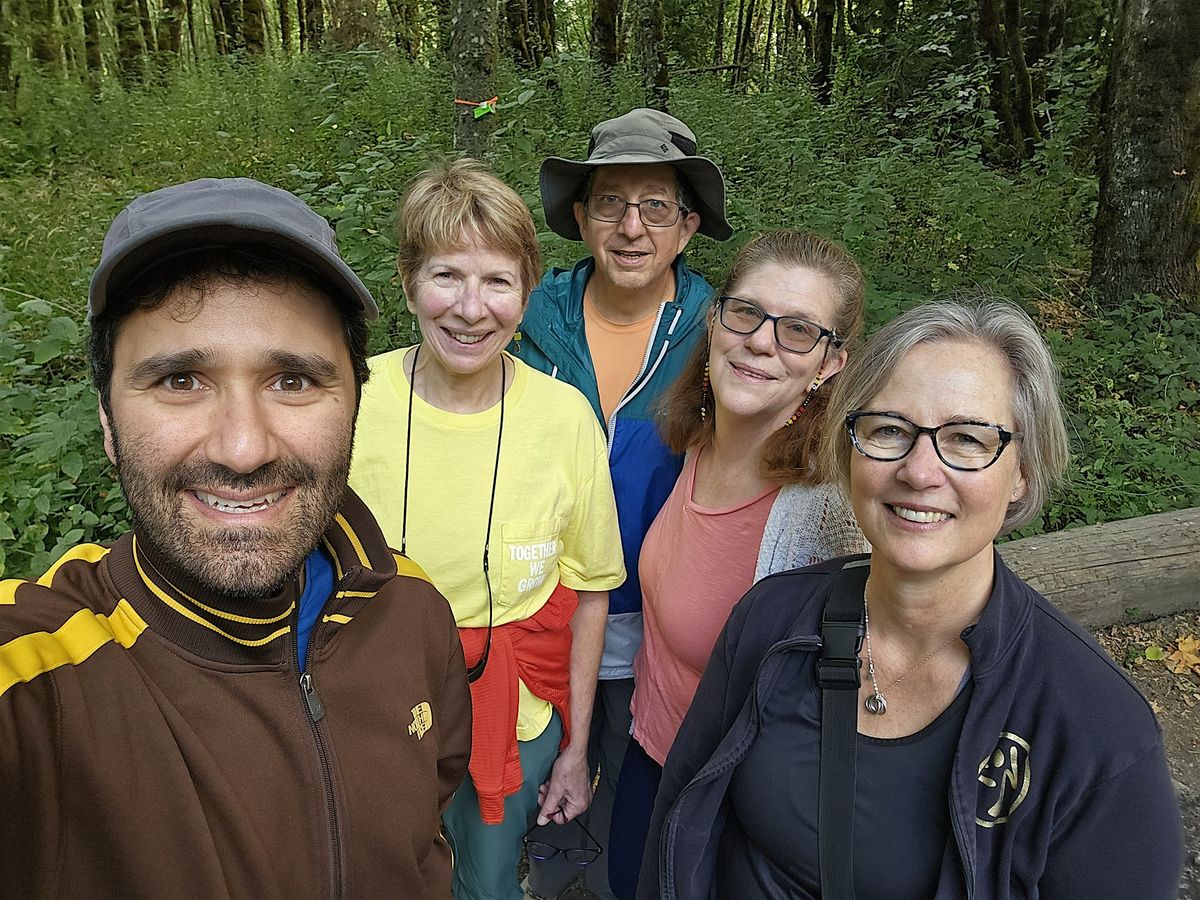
[584,294,659,424]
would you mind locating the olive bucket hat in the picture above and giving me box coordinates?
[540,108,732,242]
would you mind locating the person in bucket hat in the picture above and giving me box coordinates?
[0,178,472,898]
[511,109,731,900]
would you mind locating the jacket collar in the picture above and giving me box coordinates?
[779,550,1033,674]
[522,253,710,347]
[104,489,397,665]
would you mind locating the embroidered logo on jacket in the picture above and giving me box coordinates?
[976,731,1032,827]
[408,702,433,740]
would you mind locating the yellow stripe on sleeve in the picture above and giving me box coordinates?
[393,553,432,585]
[37,544,111,588]
[2,544,111,606]
[321,613,353,625]
[0,600,148,699]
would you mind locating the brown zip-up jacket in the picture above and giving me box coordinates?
[0,490,472,899]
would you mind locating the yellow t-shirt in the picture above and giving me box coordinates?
[349,348,626,739]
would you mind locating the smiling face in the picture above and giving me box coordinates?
[573,164,701,305]
[406,237,526,388]
[708,262,847,432]
[850,339,1027,585]
[100,278,357,597]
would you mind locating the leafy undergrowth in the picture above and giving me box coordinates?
[1,53,1197,577]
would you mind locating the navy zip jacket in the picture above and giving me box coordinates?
[640,553,1184,900]
[511,255,713,679]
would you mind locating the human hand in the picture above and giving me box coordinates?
[535,748,592,826]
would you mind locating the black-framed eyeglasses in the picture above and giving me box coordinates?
[522,817,603,866]
[846,411,1022,471]
[583,194,688,227]
[717,295,842,354]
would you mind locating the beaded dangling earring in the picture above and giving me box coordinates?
[785,369,824,427]
[699,361,710,421]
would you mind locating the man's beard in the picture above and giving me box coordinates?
[109,425,352,599]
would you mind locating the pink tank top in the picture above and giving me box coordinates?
[631,449,779,765]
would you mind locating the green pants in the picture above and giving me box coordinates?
[445,712,564,900]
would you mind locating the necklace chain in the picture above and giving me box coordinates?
[863,600,960,716]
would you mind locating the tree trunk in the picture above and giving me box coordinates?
[383,0,417,56]
[277,0,292,51]
[712,0,725,64]
[58,0,80,77]
[243,0,265,51]
[1090,0,1200,309]
[763,0,776,84]
[114,0,147,83]
[532,0,555,61]
[208,0,227,52]
[977,0,1024,158]
[81,0,103,85]
[736,0,757,83]
[1001,0,1040,153]
[304,0,323,47]
[451,0,498,157]
[812,0,834,103]
[32,0,63,71]
[730,0,744,83]
[633,0,668,109]
[434,0,452,52]
[219,0,244,49]
[592,0,619,68]
[0,0,13,101]
[1027,0,1064,112]
[506,0,536,67]
[164,0,186,54]
[137,0,157,52]
[881,0,899,33]
[295,0,306,49]
[187,0,197,58]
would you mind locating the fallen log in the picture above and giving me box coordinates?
[998,506,1200,628]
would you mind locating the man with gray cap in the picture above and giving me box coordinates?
[0,178,471,898]
[512,108,731,899]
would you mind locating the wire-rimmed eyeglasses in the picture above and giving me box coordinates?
[583,194,688,227]
[846,411,1022,471]
[522,816,603,866]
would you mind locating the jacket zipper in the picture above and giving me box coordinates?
[659,634,822,899]
[295,612,344,899]
[948,725,976,897]
[605,303,679,454]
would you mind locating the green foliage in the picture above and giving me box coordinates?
[1029,296,1200,535]
[1,47,1196,577]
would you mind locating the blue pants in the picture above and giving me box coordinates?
[445,713,564,900]
[607,737,662,900]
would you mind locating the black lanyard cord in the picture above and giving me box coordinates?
[399,343,505,683]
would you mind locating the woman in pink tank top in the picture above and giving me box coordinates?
[608,230,871,899]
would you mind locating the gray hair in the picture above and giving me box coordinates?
[820,298,1069,534]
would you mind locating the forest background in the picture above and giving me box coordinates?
[0,0,1197,579]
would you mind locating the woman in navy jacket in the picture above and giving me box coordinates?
[639,299,1183,899]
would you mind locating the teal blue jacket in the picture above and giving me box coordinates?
[510,256,714,678]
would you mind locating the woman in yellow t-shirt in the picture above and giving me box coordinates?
[349,160,625,900]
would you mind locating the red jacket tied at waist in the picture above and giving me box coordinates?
[458,581,577,824]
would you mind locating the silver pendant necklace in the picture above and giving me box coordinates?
[863,599,959,716]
